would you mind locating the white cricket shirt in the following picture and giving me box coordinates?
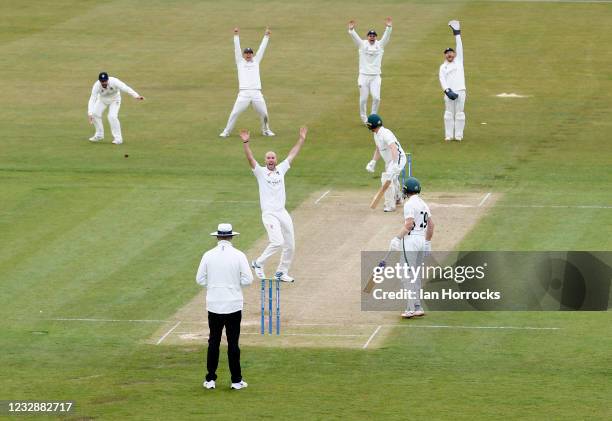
[196,240,253,314]
[439,35,466,92]
[234,35,268,90]
[253,160,290,213]
[373,126,406,166]
[87,77,140,114]
[404,195,432,236]
[349,26,392,76]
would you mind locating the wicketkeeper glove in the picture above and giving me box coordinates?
[424,240,432,257]
[445,88,459,100]
[448,20,461,35]
[365,160,376,173]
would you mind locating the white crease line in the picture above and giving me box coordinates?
[314,190,331,205]
[478,192,492,207]
[184,200,258,204]
[43,318,561,331]
[48,318,167,323]
[362,325,382,349]
[243,332,365,337]
[156,321,181,345]
[393,324,560,330]
[429,203,611,210]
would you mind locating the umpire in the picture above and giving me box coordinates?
[196,223,253,390]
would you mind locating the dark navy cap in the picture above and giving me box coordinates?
[98,72,109,81]
[367,29,377,36]
[444,47,455,54]
[243,47,254,54]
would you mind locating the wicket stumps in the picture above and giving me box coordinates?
[260,278,280,335]
[401,152,413,186]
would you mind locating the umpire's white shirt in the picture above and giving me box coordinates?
[196,240,253,314]
[253,160,290,213]
[374,127,406,166]
[234,35,268,90]
[439,35,466,92]
[87,77,139,114]
[349,26,392,75]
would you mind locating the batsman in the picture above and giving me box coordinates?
[365,114,407,212]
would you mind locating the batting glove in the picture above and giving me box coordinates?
[390,237,402,251]
[365,160,376,173]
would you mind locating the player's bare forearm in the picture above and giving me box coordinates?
[287,127,307,163]
[240,129,257,169]
[372,148,381,161]
[397,218,415,239]
[426,219,434,241]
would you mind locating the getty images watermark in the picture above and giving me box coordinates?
[361,251,612,311]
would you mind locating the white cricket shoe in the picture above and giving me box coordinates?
[262,130,276,137]
[231,380,248,390]
[203,380,216,389]
[112,139,123,145]
[89,136,103,142]
[455,137,463,142]
[251,261,266,279]
[444,137,452,142]
[219,131,230,138]
[401,311,416,319]
[413,309,425,317]
[383,207,396,212]
[276,272,294,283]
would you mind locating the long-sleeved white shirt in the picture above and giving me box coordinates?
[439,35,465,92]
[196,240,253,314]
[87,77,139,114]
[234,35,268,90]
[349,26,392,75]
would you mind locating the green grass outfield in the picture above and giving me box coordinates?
[1,0,611,419]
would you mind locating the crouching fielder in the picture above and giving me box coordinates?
[389,177,434,318]
[365,114,406,212]
[87,72,144,145]
[241,127,308,283]
[439,20,466,142]
[220,27,274,138]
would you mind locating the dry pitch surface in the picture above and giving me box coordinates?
[153,190,498,349]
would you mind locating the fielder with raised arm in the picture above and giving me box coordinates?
[389,177,434,319]
[220,27,275,138]
[365,114,406,212]
[241,127,308,283]
[439,20,466,141]
[348,17,392,124]
[87,72,144,145]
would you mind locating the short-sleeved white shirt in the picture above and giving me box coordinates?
[403,195,432,236]
[253,160,290,213]
[373,126,406,165]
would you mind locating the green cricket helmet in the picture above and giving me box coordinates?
[366,114,383,130]
[403,177,421,195]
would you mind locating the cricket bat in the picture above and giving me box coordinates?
[369,180,391,209]
[363,249,393,294]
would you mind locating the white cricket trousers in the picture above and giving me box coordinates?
[358,74,382,122]
[444,89,466,139]
[223,89,271,134]
[256,209,295,275]
[92,99,122,142]
[400,234,426,312]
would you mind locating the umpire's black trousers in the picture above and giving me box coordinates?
[206,310,242,383]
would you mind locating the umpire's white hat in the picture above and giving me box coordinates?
[210,223,240,237]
